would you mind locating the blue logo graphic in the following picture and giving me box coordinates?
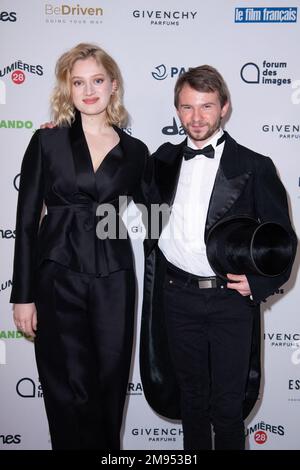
[152,64,167,80]
[235,7,297,23]
[151,64,186,80]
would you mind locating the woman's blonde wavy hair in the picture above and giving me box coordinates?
[51,43,128,127]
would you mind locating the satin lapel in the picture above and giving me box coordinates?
[155,140,186,205]
[205,132,252,239]
[69,111,98,199]
[90,126,138,201]
[113,126,137,159]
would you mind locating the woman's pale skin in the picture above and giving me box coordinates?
[13,56,119,337]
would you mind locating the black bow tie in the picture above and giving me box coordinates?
[183,133,226,161]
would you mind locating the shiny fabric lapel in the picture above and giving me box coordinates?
[69,110,98,200]
[113,126,137,160]
[155,140,186,205]
[94,125,144,201]
[205,132,252,239]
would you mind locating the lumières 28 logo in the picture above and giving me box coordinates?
[11,70,25,85]
[0,61,44,104]
[247,421,284,446]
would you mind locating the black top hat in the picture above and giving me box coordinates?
[206,215,294,281]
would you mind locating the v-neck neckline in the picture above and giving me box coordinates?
[91,140,121,175]
[82,129,121,176]
[69,111,128,200]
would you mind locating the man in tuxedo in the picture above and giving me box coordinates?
[140,65,296,450]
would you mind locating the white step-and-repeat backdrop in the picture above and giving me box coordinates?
[0,0,299,450]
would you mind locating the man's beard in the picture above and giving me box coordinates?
[183,118,222,143]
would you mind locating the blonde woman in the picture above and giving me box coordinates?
[11,43,152,450]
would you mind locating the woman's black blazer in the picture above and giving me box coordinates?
[10,112,151,303]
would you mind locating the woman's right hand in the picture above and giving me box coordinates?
[40,122,56,129]
[13,303,37,338]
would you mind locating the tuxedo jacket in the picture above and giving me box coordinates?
[10,112,151,304]
[140,131,297,419]
[147,131,296,302]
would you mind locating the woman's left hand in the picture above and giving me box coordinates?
[13,303,37,337]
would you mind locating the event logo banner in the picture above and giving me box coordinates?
[235,7,297,23]
[127,382,143,396]
[262,123,300,140]
[0,434,21,445]
[0,229,15,239]
[162,117,186,136]
[44,3,103,24]
[151,64,186,80]
[16,377,43,398]
[13,174,20,191]
[132,10,197,27]
[0,11,17,22]
[240,61,292,86]
[0,329,24,340]
[131,427,183,444]
[0,280,12,295]
[246,421,285,446]
[264,331,300,348]
[0,61,43,88]
[0,120,33,129]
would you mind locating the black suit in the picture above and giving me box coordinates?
[11,112,151,303]
[140,132,296,449]
[10,112,151,449]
